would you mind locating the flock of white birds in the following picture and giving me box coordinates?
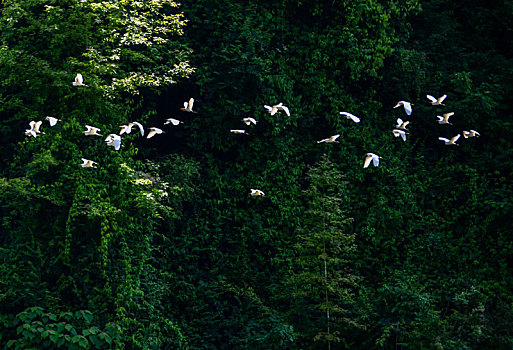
[23,74,480,198]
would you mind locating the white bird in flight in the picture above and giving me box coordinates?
[72,73,88,87]
[439,134,461,146]
[393,101,413,115]
[463,130,480,138]
[426,94,447,106]
[181,98,196,113]
[242,117,257,125]
[25,120,43,137]
[395,118,409,131]
[392,129,408,141]
[45,116,59,126]
[339,111,360,123]
[147,127,164,139]
[436,112,454,125]
[230,129,247,134]
[164,118,183,126]
[105,134,122,150]
[250,189,265,196]
[363,153,381,168]
[317,134,340,143]
[83,125,102,136]
[264,102,290,116]
[80,158,98,168]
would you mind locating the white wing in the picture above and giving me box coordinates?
[403,102,412,115]
[439,137,450,143]
[340,112,360,123]
[74,73,83,85]
[401,132,406,142]
[264,105,272,112]
[113,138,121,151]
[438,94,447,103]
[436,116,444,122]
[280,105,290,116]
[372,155,380,167]
[463,131,470,138]
[426,95,437,103]
[188,98,194,110]
[330,134,340,142]
[396,118,403,128]
[45,116,58,126]
[363,155,373,168]
[131,122,144,136]
[451,134,461,143]
[183,101,189,109]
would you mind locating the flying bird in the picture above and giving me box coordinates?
[317,134,340,143]
[250,189,265,196]
[395,118,409,131]
[119,124,131,135]
[25,120,43,137]
[392,129,408,141]
[242,117,257,125]
[72,73,88,87]
[264,102,290,116]
[363,153,381,168]
[426,94,447,106]
[393,101,413,115]
[80,158,98,168]
[83,125,102,136]
[180,98,197,113]
[45,116,59,126]
[436,112,454,125]
[439,134,461,146]
[339,111,360,123]
[147,127,164,139]
[164,118,183,126]
[463,130,480,138]
[105,134,122,150]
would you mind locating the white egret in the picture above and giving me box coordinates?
[392,129,408,141]
[426,94,447,106]
[463,130,480,138]
[396,118,410,131]
[45,116,59,126]
[439,134,461,146]
[264,102,290,116]
[180,98,197,113]
[363,153,381,168]
[339,111,360,123]
[230,129,247,134]
[164,118,183,126]
[83,125,102,136]
[242,117,257,125]
[147,127,164,139]
[317,134,340,143]
[119,124,131,135]
[72,73,87,87]
[80,158,98,168]
[250,189,265,196]
[393,101,413,115]
[105,134,122,150]
[436,112,454,125]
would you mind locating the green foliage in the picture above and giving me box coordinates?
[2,0,513,349]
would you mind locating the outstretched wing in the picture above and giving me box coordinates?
[426,95,437,103]
[363,155,373,168]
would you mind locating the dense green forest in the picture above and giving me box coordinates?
[1,0,513,348]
